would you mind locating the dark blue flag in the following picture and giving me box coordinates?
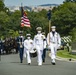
[47,10,51,20]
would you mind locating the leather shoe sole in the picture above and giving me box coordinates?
[51,62,56,65]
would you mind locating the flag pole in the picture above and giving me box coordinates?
[21,3,23,7]
[20,3,24,32]
[47,10,51,45]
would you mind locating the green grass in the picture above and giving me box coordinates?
[57,50,76,59]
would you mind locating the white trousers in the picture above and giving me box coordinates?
[24,49,31,64]
[36,45,43,65]
[49,43,58,61]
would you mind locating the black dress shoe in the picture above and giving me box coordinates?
[20,60,23,63]
[20,61,23,63]
[51,62,56,65]
[43,59,45,63]
[28,63,30,65]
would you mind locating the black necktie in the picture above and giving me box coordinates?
[52,31,55,36]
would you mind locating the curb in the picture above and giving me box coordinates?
[56,56,76,62]
[48,53,76,62]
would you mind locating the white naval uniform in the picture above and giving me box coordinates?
[33,33,45,65]
[47,31,61,63]
[24,39,33,64]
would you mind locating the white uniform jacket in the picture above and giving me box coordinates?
[33,33,45,50]
[24,39,33,51]
[47,32,61,48]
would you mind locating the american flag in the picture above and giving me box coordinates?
[21,7,30,27]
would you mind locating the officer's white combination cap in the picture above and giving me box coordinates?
[36,27,42,31]
[51,26,56,29]
[26,34,31,37]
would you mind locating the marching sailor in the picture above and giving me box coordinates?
[47,26,61,65]
[24,34,33,65]
[33,27,45,66]
[17,31,24,63]
[0,39,3,60]
[42,32,47,63]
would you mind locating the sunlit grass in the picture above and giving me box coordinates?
[57,50,76,59]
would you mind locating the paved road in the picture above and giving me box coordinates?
[0,51,76,75]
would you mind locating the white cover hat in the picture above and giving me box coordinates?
[26,34,31,37]
[51,26,56,29]
[36,27,42,31]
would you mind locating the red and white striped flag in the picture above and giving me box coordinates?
[21,7,30,27]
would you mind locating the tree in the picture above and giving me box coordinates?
[52,2,76,36]
[0,0,5,11]
[0,0,9,12]
[64,0,76,2]
[0,11,10,37]
[69,27,76,42]
[9,10,21,31]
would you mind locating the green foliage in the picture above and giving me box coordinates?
[69,27,76,42]
[9,10,21,30]
[0,0,9,12]
[0,1,76,41]
[0,0,5,11]
[57,50,76,59]
[8,29,19,37]
[64,0,76,3]
[0,11,10,37]
[52,2,76,36]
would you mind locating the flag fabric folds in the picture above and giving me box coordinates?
[21,7,30,27]
[47,10,51,20]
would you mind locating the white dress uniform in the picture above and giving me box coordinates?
[33,33,45,65]
[47,31,61,63]
[24,38,33,64]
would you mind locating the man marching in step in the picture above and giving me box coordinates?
[33,27,45,66]
[42,32,47,63]
[24,34,33,65]
[47,26,61,65]
[17,31,24,63]
[0,39,3,61]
